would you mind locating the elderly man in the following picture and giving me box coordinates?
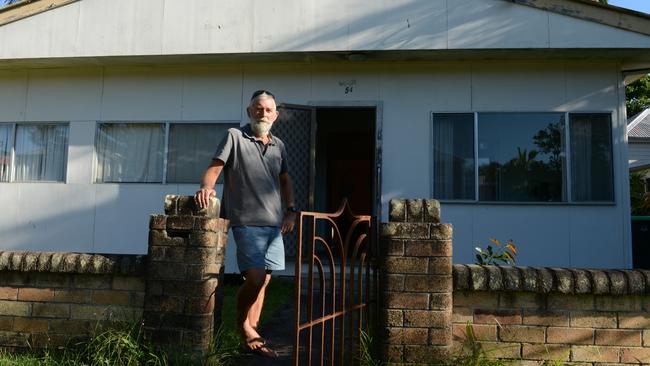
[195,90,296,358]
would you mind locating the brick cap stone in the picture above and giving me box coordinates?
[453,264,650,296]
[0,251,145,275]
[388,198,441,223]
[164,195,219,217]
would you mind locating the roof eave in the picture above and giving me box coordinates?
[505,0,650,37]
[0,0,81,27]
[628,108,650,133]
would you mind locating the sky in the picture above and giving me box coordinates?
[608,0,650,14]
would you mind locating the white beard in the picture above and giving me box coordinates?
[251,119,272,136]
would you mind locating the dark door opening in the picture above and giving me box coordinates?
[314,108,376,216]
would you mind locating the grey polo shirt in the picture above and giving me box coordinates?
[213,124,288,227]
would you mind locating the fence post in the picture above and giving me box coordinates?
[379,198,453,365]
[143,195,228,358]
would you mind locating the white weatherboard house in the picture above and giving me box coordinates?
[0,0,649,270]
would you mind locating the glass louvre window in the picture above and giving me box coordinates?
[432,113,475,200]
[95,123,165,183]
[0,123,68,182]
[478,113,566,202]
[570,113,614,202]
[167,123,237,184]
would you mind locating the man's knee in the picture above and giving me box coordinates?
[243,269,267,290]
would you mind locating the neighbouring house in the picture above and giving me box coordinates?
[0,0,649,270]
[628,108,650,187]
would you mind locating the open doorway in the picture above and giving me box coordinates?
[314,108,376,216]
[272,104,378,259]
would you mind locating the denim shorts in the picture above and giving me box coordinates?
[231,226,285,272]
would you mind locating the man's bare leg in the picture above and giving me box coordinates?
[247,272,271,330]
[237,269,266,346]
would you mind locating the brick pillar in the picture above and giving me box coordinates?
[143,195,228,357]
[380,199,453,365]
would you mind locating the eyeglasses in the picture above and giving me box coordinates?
[250,89,275,101]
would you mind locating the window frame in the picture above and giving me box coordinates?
[431,111,616,205]
[0,122,69,183]
[93,120,240,184]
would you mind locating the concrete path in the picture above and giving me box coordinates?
[233,301,294,366]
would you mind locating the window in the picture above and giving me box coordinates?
[95,123,165,183]
[167,123,235,184]
[570,113,614,202]
[0,123,69,182]
[432,113,475,200]
[432,112,614,203]
[95,122,237,183]
[478,113,566,202]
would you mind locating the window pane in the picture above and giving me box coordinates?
[14,124,68,182]
[0,124,12,182]
[432,113,475,200]
[95,123,164,183]
[478,113,566,202]
[167,123,237,184]
[570,113,614,202]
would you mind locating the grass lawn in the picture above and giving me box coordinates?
[0,276,295,366]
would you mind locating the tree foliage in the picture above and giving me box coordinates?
[630,172,650,216]
[627,75,650,118]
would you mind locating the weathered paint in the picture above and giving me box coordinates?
[509,0,650,36]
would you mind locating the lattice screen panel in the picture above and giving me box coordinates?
[271,105,314,258]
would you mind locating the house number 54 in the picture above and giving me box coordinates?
[339,80,356,95]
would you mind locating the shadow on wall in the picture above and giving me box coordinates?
[263,1,530,52]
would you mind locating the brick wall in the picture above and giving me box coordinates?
[143,195,228,355]
[381,198,650,366]
[0,251,145,351]
[380,198,453,365]
[453,265,650,365]
[0,195,228,357]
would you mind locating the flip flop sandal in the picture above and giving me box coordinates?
[245,336,266,346]
[241,343,278,358]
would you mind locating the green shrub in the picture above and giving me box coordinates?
[475,238,518,266]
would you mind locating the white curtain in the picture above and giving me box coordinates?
[95,123,164,183]
[14,124,68,182]
[571,119,592,201]
[433,117,455,199]
[570,114,613,201]
[0,124,11,182]
[167,123,235,184]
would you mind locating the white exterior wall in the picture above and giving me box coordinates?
[629,142,650,170]
[0,60,630,269]
[1,0,650,60]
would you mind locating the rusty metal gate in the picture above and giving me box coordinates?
[293,200,378,366]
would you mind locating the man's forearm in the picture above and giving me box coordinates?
[279,173,295,208]
[195,160,224,208]
[201,160,224,190]
[200,170,218,190]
